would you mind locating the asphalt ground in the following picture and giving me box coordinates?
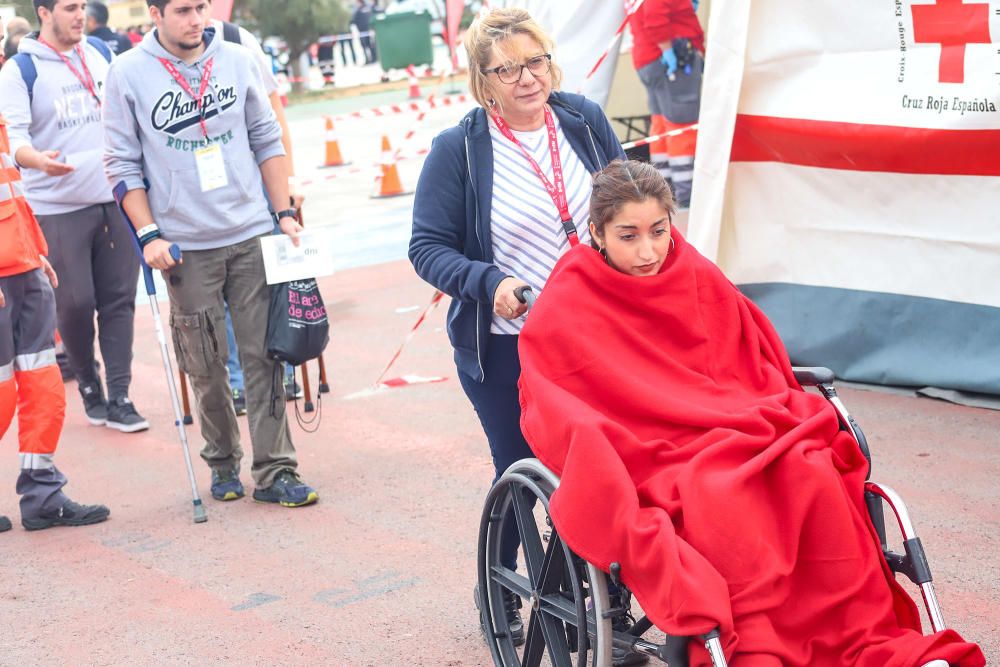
[1,85,997,665]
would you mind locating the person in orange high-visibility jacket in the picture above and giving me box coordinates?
[628,0,704,208]
[0,100,110,532]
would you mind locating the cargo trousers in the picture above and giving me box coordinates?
[164,234,297,487]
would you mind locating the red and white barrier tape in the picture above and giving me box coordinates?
[316,29,375,45]
[331,93,473,124]
[344,290,448,399]
[620,124,699,150]
[373,289,445,387]
[582,0,645,81]
[344,375,448,400]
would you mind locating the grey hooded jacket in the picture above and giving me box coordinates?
[103,27,284,251]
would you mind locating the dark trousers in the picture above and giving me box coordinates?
[339,38,357,65]
[458,334,534,571]
[37,202,139,399]
[360,35,377,64]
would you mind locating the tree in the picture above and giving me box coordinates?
[240,0,349,92]
[7,0,37,24]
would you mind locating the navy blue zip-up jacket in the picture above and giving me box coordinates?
[409,91,625,383]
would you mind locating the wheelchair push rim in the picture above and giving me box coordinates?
[478,459,613,667]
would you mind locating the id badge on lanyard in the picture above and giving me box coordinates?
[195,144,227,192]
[491,106,579,246]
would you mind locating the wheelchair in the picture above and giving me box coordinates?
[476,366,948,667]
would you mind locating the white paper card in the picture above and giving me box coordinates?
[195,144,228,192]
[260,229,336,285]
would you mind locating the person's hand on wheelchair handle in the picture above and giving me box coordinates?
[494,276,530,320]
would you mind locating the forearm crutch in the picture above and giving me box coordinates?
[113,182,206,524]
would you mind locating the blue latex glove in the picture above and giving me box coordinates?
[660,48,678,78]
[692,0,699,11]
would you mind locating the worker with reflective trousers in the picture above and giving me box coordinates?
[0,110,109,533]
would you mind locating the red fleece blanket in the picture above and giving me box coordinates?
[517,232,984,666]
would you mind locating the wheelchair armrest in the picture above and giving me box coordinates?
[792,366,835,387]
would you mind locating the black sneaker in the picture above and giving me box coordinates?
[232,388,247,416]
[79,381,108,426]
[474,584,525,647]
[106,397,150,433]
[0,515,11,533]
[283,379,304,401]
[252,469,318,507]
[22,499,110,531]
[211,468,245,501]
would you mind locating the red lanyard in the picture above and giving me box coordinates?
[38,37,101,107]
[491,106,578,246]
[158,57,214,138]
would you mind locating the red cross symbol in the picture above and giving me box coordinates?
[911,0,992,83]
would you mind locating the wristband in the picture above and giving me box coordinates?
[136,223,162,248]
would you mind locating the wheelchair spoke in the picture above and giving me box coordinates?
[537,608,574,667]
[537,531,569,597]
[511,486,546,588]
[521,609,546,667]
[489,565,532,600]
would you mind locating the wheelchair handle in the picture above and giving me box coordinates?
[514,285,536,309]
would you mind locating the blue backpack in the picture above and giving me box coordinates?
[12,35,113,104]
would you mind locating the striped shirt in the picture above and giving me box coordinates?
[489,112,593,334]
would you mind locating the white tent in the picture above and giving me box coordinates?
[686,0,1000,396]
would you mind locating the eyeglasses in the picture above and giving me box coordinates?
[481,53,552,84]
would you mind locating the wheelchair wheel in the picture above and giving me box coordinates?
[478,458,613,667]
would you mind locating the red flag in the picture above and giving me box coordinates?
[212,0,233,21]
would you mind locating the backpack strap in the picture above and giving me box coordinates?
[85,35,113,63]
[11,53,37,104]
[222,21,242,45]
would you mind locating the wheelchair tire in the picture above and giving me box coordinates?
[478,458,614,667]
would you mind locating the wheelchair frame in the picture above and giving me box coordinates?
[476,367,947,667]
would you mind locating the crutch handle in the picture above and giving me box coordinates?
[514,285,536,310]
[139,244,182,297]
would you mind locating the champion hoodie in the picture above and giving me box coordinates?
[0,34,113,215]
[103,27,284,251]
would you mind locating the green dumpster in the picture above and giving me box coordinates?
[372,11,434,70]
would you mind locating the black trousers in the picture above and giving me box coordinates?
[458,334,534,571]
[36,202,139,399]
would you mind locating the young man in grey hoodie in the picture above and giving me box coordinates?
[103,0,318,507]
[0,0,148,433]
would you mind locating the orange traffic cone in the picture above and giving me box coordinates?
[320,116,351,168]
[372,136,412,198]
[406,64,422,99]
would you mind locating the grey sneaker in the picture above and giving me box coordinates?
[79,381,108,426]
[106,397,150,433]
[211,468,245,501]
[252,470,318,507]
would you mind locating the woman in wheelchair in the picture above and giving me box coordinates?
[508,160,984,666]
